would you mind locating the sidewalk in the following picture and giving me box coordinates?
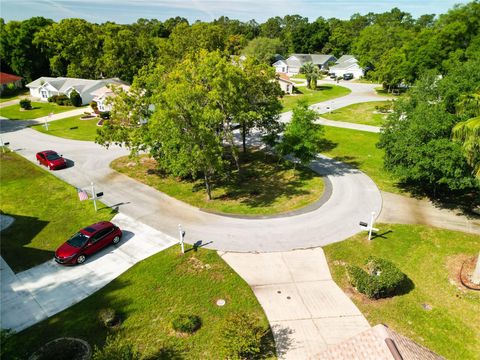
[0,213,177,332]
[221,248,371,359]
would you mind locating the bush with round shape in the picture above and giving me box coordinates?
[171,314,201,334]
[346,257,408,299]
[220,312,266,359]
[69,89,83,107]
[48,95,71,106]
[19,98,32,110]
[98,308,119,328]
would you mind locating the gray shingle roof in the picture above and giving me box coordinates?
[287,54,336,67]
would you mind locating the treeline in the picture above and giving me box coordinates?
[1,1,479,88]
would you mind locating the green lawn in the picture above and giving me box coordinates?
[3,246,275,359]
[282,85,351,113]
[323,224,480,360]
[0,151,114,272]
[0,89,29,103]
[32,115,100,141]
[0,101,78,120]
[112,150,324,216]
[321,126,399,193]
[321,101,393,126]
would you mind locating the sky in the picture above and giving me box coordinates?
[0,0,472,24]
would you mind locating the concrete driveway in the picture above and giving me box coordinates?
[221,248,370,359]
[0,213,177,332]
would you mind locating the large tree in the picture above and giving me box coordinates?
[378,72,477,195]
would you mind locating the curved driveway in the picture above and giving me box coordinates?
[1,107,382,253]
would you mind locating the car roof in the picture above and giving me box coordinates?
[38,150,57,155]
[80,221,113,235]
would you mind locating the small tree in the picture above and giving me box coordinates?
[276,100,323,174]
[300,62,321,89]
[19,98,32,110]
[69,89,83,107]
[221,312,266,359]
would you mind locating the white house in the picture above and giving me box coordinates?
[26,77,128,105]
[276,73,295,94]
[273,54,337,75]
[329,55,364,79]
[91,84,130,112]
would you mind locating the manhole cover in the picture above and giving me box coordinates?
[216,299,226,306]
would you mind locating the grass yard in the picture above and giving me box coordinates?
[281,85,351,113]
[3,245,275,359]
[112,149,324,216]
[321,101,393,126]
[323,224,480,360]
[32,115,100,141]
[0,151,114,272]
[321,126,399,193]
[0,101,77,120]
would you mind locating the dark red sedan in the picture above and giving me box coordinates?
[36,150,67,170]
[55,222,122,265]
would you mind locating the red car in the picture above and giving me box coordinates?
[55,222,122,265]
[36,150,67,170]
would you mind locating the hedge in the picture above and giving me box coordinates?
[346,257,408,299]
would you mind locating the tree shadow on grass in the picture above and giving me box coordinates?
[0,212,52,273]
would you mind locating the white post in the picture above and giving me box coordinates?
[44,118,49,131]
[368,211,376,241]
[178,224,185,254]
[91,182,97,212]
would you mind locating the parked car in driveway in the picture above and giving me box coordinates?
[343,73,354,80]
[55,221,122,265]
[36,150,66,170]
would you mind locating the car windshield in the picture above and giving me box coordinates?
[46,153,61,160]
[67,232,90,248]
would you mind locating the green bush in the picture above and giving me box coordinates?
[98,308,119,328]
[100,111,110,119]
[19,98,32,110]
[90,101,98,113]
[346,257,408,299]
[93,336,139,360]
[171,314,201,334]
[69,89,82,107]
[220,312,266,359]
[48,95,72,106]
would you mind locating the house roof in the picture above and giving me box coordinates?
[26,77,128,97]
[0,72,23,85]
[92,84,131,101]
[287,54,336,67]
[276,73,295,85]
[336,55,358,64]
[330,62,362,71]
[316,324,444,360]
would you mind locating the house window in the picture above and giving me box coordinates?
[286,85,290,92]
[282,67,286,72]
[41,90,48,98]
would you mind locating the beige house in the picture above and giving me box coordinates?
[276,73,295,94]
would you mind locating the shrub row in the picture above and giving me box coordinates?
[346,257,407,299]
[48,94,71,106]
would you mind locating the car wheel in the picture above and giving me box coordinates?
[76,254,86,264]
[112,235,120,245]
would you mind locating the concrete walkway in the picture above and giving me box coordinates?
[221,248,370,359]
[0,213,177,332]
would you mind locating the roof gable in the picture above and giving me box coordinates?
[0,72,23,84]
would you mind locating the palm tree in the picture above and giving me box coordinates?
[452,116,480,179]
[300,62,321,89]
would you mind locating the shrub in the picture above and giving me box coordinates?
[69,89,83,107]
[92,336,139,360]
[220,312,266,359]
[172,314,201,334]
[346,257,408,299]
[98,308,119,328]
[48,95,71,106]
[100,111,110,120]
[29,338,91,360]
[90,101,98,112]
[19,98,32,110]
[1,329,14,357]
